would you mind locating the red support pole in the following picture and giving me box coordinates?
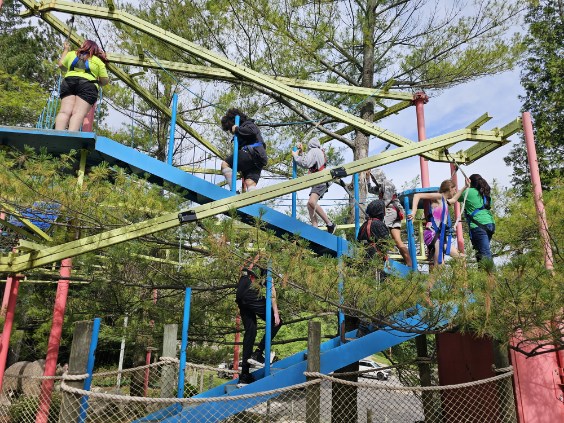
[0,274,21,392]
[413,92,430,189]
[35,258,72,423]
[233,315,240,380]
[144,348,151,397]
[1,274,13,317]
[450,164,465,253]
[522,112,554,270]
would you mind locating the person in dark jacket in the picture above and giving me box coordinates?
[220,108,268,192]
[357,199,391,281]
[236,267,281,385]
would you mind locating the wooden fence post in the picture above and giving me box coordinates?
[306,321,321,423]
[160,324,178,398]
[58,321,93,423]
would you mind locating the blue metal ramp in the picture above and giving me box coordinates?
[0,127,340,256]
[135,312,423,422]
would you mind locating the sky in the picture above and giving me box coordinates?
[373,69,524,190]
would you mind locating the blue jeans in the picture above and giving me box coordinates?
[470,223,495,262]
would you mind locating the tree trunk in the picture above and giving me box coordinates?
[350,0,377,222]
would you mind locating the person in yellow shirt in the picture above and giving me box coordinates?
[55,40,109,131]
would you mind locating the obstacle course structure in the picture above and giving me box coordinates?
[0,1,561,422]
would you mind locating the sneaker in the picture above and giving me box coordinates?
[237,372,255,385]
[248,351,265,368]
[327,223,336,234]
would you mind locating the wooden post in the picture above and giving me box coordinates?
[306,321,321,423]
[331,316,358,423]
[160,324,178,398]
[58,321,93,423]
[417,335,438,423]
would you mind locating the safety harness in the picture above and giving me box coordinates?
[70,54,93,76]
[426,197,452,264]
[308,148,327,173]
[370,175,404,221]
[358,218,388,261]
[464,194,494,239]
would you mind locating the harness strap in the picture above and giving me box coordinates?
[242,142,263,150]
[70,55,93,76]
[465,195,494,238]
[359,218,388,261]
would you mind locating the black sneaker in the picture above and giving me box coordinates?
[238,372,255,385]
[327,223,336,234]
[248,351,265,367]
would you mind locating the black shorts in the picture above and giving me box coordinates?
[60,77,99,105]
[225,147,267,183]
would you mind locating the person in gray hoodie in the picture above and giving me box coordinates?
[292,140,336,234]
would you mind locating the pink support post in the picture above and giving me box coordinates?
[522,112,554,270]
[144,348,151,397]
[450,164,465,253]
[0,274,21,392]
[1,274,13,317]
[0,275,14,354]
[35,258,72,423]
[414,92,430,188]
[233,315,240,380]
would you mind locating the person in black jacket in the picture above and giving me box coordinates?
[220,108,268,192]
[357,199,391,281]
[236,267,281,385]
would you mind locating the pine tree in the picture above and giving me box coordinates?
[504,0,564,195]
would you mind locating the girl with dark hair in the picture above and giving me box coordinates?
[220,108,267,192]
[407,179,469,267]
[458,174,495,262]
[55,40,109,131]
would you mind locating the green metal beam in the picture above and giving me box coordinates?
[27,0,442,160]
[178,166,222,175]
[0,124,510,273]
[106,53,413,101]
[466,113,492,130]
[318,100,413,143]
[0,216,45,243]
[28,7,222,157]
[463,119,522,162]
[0,202,52,242]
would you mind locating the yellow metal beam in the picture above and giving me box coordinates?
[27,0,441,160]
[105,53,413,101]
[0,202,52,242]
[0,124,507,272]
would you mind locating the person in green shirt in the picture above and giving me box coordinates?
[458,174,495,263]
[54,40,109,131]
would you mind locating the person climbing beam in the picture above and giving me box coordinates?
[367,169,412,266]
[407,179,469,268]
[55,40,109,131]
[292,140,336,234]
[236,265,282,385]
[220,109,268,192]
[459,174,496,264]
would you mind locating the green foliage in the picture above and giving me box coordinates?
[0,69,49,126]
[505,0,563,195]
[9,393,62,423]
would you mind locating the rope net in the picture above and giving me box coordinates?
[0,360,517,422]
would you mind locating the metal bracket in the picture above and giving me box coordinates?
[178,210,197,224]
[331,167,348,179]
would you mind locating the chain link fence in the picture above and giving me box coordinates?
[0,360,516,422]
